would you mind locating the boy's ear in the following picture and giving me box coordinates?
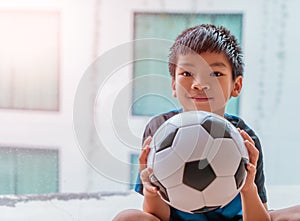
[231,76,243,97]
[171,77,176,97]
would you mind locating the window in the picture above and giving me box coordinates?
[0,11,60,111]
[129,153,139,190]
[0,147,59,194]
[133,13,243,116]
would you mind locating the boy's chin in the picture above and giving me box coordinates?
[183,104,211,112]
[183,107,211,113]
[183,106,225,116]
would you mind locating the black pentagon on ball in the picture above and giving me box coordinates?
[201,116,231,138]
[235,158,249,189]
[191,205,221,213]
[156,129,179,153]
[183,159,216,191]
[149,173,169,202]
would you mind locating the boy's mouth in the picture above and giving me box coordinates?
[190,96,213,102]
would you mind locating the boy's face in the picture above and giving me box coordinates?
[172,51,242,116]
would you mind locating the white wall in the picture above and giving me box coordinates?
[0,0,299,207]
[240,0,300,186]
[0,0,97,192]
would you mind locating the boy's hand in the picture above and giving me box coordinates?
[239,129,259,193]
[141,167,159,197]
[139,136,152,172]
[138,136,159,197]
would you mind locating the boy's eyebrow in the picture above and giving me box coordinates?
[177,62,195,68]
[209,62,228,68]
[176,62,229,69]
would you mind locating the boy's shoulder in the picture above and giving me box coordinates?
[225,113,247,128]
[148,111,250,129]
[145,111,257,140]
[146,111,251,131]
[225,113,258,138]
[149,109,181,124]
[143,109,182,140]
[146,109,181,128]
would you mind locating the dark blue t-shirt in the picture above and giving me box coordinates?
[135,110,267,221]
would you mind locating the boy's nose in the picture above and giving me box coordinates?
[191,79,210,90]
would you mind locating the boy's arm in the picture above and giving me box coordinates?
[239,130,271,221]
[141,167,170,221]
[240,179,270,221]
[138,137,170,221]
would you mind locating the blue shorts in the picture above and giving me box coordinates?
[168,195,243,221]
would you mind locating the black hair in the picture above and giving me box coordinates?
[168,24,244,80]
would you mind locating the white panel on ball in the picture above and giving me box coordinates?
[157,162,185,189]
[209,139,241,176]
[203,176,239,206]
[167,184,206,213]
[167,111,209,128]
[153,148,184,182]
[172,125,213,162]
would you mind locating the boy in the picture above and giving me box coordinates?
[113,24,298,221]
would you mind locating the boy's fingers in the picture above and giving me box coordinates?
[140,136,152,163]
[143,136,152,149]
[238,129,258,166]
[246,163,256,172]
[138,136,152,171]
[242,163,257,192]
[239,129,255,145]
[143,183,158,195]
[139,146,150,164]
[244,139,258,167]
[141,168,158,194]
[140,168,151,182]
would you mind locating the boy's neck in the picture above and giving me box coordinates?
[182,108,225,117]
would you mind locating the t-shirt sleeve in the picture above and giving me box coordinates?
[240,121,267,203]
[134,113,173,195]
[226,114,268,203]
[249,133,267,203]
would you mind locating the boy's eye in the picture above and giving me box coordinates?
[182,71,193,77]
[210,71,223,77]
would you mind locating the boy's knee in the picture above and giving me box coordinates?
[112,209,161,221]
[112,209,137,221]
[269,205,300,221]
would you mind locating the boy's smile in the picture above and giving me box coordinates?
[172,51,242,116]
[190,96,211,102]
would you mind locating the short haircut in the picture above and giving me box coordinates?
[168,24,244,80]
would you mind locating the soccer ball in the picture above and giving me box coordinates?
[147,111,249,213]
